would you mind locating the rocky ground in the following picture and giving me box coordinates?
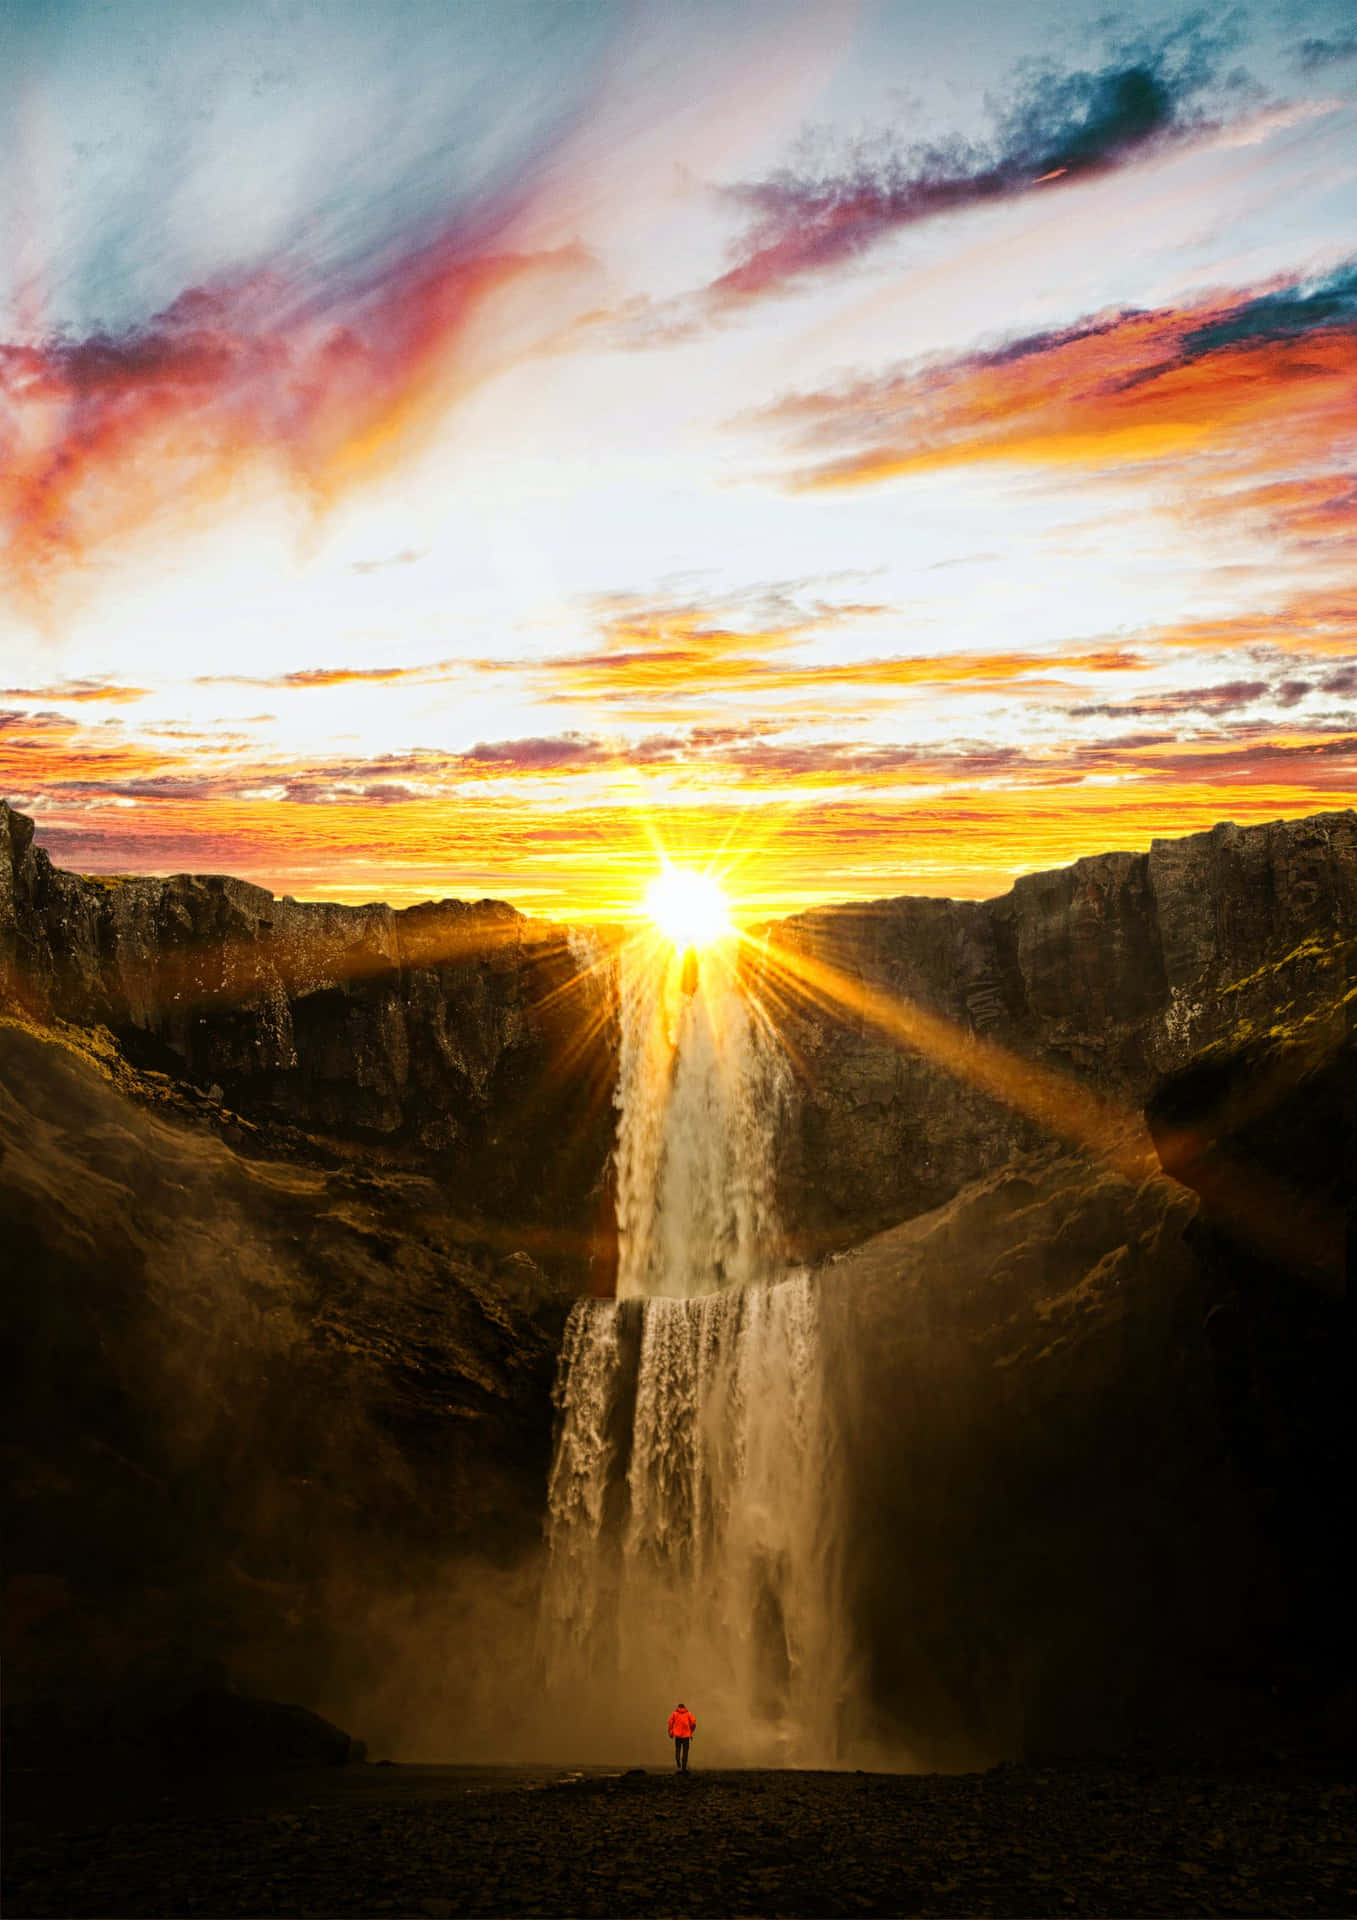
[5,1760,1356,1918]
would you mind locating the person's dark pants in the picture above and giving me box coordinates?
[673,1736,690,1771]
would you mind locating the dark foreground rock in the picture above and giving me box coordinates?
[1146,950,1357,1714]
[158,1690,363,1770]
[819,1136,1246,1767]
[5,1760,1356,1918]
[0,1016,558,1761]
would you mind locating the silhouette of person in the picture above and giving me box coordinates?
[667,1701,696,1771]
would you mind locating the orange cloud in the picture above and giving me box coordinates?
[1139,589,1357,659]
[185,590,1151,717]
[1188,470,1357,552]
[0,679,150,704]
[7,676,1354,918]
[17,779,1353,922]
[199,662,462,691]
[760,264,1357,489]
[0,236,592,603]
[494,587,1147,715]
[528,643,1149,715]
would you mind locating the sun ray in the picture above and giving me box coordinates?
[743,926,1346,1281]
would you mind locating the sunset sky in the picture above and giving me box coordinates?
[2,0,1354,918]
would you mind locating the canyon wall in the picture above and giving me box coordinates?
[6,799,1354,1261]
[3,799,1355,1762]
[0,1018,571,1759]
[761,809,1357,1249]
[2,798,615,1756]
[1,800,618,1278]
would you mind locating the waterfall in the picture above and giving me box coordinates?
[613,938,783,1298]
[540,934,850,1764]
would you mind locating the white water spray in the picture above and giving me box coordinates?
[541,935,850,1763]
[614,940,784,1298]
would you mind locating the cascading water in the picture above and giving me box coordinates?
[613,936,784,1299]
[541,935,851,1763]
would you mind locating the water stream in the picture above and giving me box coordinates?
[540,939,850,1762]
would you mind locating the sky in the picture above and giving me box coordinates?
[1,0,1354,919]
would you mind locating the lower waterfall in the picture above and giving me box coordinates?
[539,934,852,1763]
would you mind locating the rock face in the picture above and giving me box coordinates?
[5,800,1354,1262]
[759,810,1357,1249]
[815,927,1357,1766]
[0,1018,566,1758]
[0,801,617,1271]
[3,799,1355,1765]
[1145,951,1356,1717]
[819,1140,1249,1767]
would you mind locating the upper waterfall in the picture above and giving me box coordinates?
[613,938,787,1299]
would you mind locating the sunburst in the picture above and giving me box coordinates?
[642,864,732,951]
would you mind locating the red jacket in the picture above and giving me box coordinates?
[668,1708,696,1738]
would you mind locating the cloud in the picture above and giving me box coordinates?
[347,548,430,575]
[11,710,1354,813]
[711,23,1238,303]
[357,783,421,804]
[10,691,1355,917]
[1087,731,1357,790]
[1296,35,1357,70]
[0,228,595,600]
[199,662,461,690]
[1068,678,1270,718]
[756,261,1357,489]
[1065,660,1357,721]
[532,642,1148,715]
[460,733,614,771]
[1128,589,1357,659]
[1191,470,1357,552]
[0,679,150,704]
[488,583,1144,717]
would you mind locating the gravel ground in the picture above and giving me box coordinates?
[6,1759,1356,1917]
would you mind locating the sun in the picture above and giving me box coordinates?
[643,865,732,950]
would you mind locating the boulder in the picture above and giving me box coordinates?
[159,1689,361,1769]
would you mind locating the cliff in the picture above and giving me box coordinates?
[1145,953,1356,1725]
[1,798,620,1755]
[0,1014,573,1757]
[808,918,1356,1766]
[820,1140,1230,1765]
[3,800,1355,1763]
[7,800,1353,1264]
[0,800,617,1276]
[759,809,1357,1248]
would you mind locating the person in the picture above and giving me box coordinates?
[667,1701,696,1771]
